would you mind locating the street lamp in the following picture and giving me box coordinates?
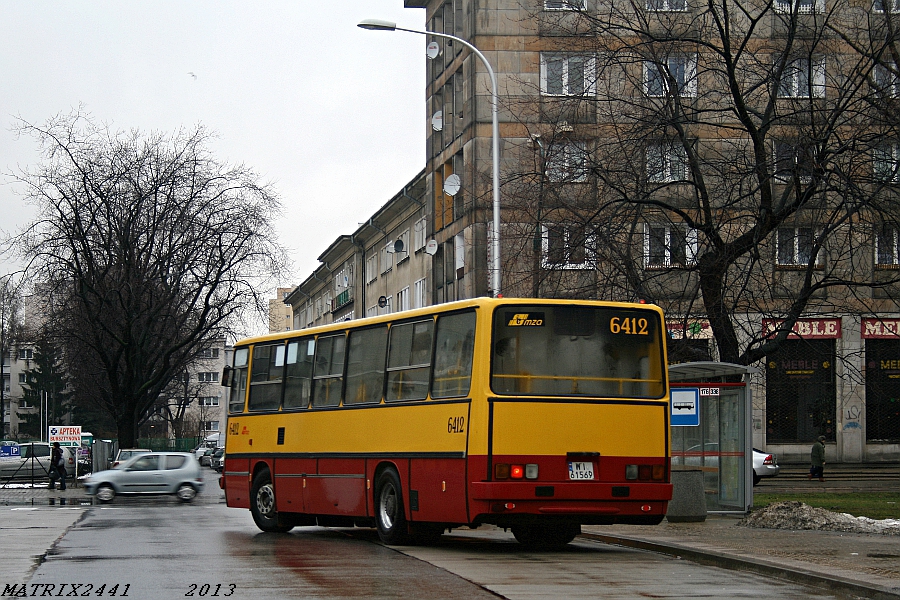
[358,18,502,297]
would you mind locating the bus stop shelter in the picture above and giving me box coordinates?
[669,362,759,513]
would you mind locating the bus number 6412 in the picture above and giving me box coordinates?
[448,416,465,434]
[609,317,649,335]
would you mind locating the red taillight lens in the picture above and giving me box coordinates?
[764,455,774,465]
[639,465,652,480]
[510,465,525,479]
[652,465,665,480]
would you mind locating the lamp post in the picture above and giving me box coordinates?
[358,19,502,297]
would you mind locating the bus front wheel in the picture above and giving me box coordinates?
[250,470,294,533]
[511,523,580,548]
[375,469,410,545]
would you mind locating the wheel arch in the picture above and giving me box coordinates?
[372,460,405,516]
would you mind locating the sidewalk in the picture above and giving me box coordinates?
[0,484,90,585]
[583,514,900,599]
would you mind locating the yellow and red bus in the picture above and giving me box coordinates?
[221,298,671,546]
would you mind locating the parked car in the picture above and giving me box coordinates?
[83,452,204,503]
[198,448,216,467]
[208,448,224,471]
[752,448,780,486]
[0,442,75,480]
[109,448,151,469]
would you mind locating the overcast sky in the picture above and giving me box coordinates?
[0,1,426,288]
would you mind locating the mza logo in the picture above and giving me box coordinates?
[507,312,545,327]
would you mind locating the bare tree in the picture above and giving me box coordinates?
[498,0,900,366]
[11,112,287,447]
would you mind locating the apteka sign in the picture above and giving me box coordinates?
[48,426,82,446]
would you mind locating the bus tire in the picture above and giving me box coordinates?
[511,523,580,548]
[250,470,294,533]
[375,468,410,545]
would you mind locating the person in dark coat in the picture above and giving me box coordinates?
[48,442,67,491]
[808,435,826,482]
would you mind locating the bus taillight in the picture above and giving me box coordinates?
[626,464,667,481]
[495,463,539,480]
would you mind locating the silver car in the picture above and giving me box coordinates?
[0,442,75,480]
[83,452,204,503]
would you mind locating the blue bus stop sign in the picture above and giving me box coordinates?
[671,388,700,426]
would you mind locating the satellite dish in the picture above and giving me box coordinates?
[443,173,461,196]
[431,110,443,131]
[394,239,405,253]
[425,240,438,255]
[377,295,387,308]
[426,41,440,60]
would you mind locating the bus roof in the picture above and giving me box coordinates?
[234,297,663,347]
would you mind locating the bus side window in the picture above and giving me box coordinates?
[284,339,314,409]
[228,347,249,414]
[345,326,388,405]
[312,334,345,407]
[386,320,433,402]
[248,344,285,411]
[432,311,476,399]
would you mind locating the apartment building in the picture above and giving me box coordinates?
[287,0,900,462]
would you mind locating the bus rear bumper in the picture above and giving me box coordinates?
[470,481,672,502]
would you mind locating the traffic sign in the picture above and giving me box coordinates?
[671,389,700,426]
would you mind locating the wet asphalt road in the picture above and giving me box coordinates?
[21,473,851,600]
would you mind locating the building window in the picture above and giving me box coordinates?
[647,143,689,182]
[414,217,427,252]
[873,0,900,11]
[647,0,687,10]
[546,141,589,182]
[366,255,378,284]
[414,278,428,309]
[18,349,33,361]
[366,306,377,318]
[204,421,219,432]
[874,64,900,97]
[541,54,596,96]
[777,227,820,266]
[198,348,220,359]
[774,141,816,182]
[18,373,26,384]
[380,244,392,274]
[200,396,219,406]
[397,287,410,312]
[777,57,825,98]
[397,229,411,259]
[875,144,900,182]
[197,372,219,383]
[542,223,594,269]
[645,224,697,268]
[644,55,698,98]
[775,0,822,13]
[544,0,586,8]
[877,225,900,266]
[381,295,393,315]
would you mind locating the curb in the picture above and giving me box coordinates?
[580,532,900,600]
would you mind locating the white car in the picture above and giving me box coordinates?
[752,448,780,486]
[0,442,76,480]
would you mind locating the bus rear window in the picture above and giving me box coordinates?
[491,305,665,398]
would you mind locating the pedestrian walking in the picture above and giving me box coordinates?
[808,435,826,482]
[48,442,67,491]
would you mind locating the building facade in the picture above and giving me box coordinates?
[288,0,900,462]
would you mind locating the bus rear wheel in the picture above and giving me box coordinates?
[375,468,410,545]
[511,523,581,548]
[250,470,294,533]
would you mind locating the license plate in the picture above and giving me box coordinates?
[568,461,595,480]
